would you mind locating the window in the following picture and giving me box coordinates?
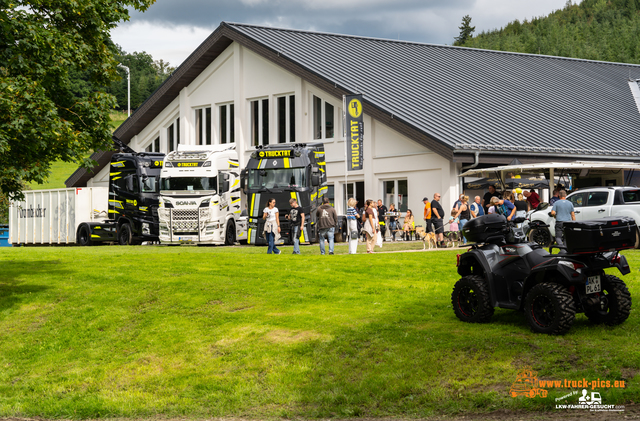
[195,107,212,145]
[622,189,640,203]
[145,136,160,152]
[277,95,295,143]
[141,176,157,193]
[161,176,218,192]
[167,118,180,152]
[586,192,609,207]
[383,179,408,212]
[251,98,269,146]
[247,168,307,189]
[568,193,585,207]
[219,103,235,144]
[312,95,334,140]
[326,184,335,207]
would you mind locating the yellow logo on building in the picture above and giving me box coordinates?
[348,98,362,118]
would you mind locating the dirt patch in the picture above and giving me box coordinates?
[264,329,329,344]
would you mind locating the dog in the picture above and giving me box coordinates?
[444,230,462,248]
[415,226,438,250]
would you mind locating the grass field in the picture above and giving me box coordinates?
[28,111,129,191]
[0,243,639,418]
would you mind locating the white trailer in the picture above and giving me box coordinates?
[158,144,247,245]
[9,187,108,245]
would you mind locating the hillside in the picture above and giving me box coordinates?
[460,0,640,64]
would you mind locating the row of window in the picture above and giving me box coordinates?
[144,95,338,152]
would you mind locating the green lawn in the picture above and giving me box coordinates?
[28,111,129,191]
[0,244,639,418]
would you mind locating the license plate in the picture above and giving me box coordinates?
[586,275,601,294]
[179,237,193,242]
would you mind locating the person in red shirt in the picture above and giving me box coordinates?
[523,190,541,210]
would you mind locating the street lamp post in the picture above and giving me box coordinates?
[118,64,130,117]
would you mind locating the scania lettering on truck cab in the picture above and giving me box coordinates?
[243,143,347,245]
[158,145,247,245]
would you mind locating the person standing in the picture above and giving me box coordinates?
[452,194,464,213]
[286,198,305,255]
[262,198,281,255]
[347,198,360,254]
[549,189,560,205]
[431,193,446,247]
[514,193,528,217]
[377,199,388,242]
[470,195,484,218]
[423,197,433,233]
[362,200,377,254]
[482,185,501,215]
[316,196,338,255]
[524,189,541,210]
[456,195,471,244]
[388,203,398,241]
[550,190,575,246]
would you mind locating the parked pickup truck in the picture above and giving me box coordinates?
[527,186,640,247]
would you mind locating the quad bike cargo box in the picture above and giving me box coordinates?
[462,214,508,243]
[562,216,637,254]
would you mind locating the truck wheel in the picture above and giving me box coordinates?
[225,220,236,246]
[524,282,576,335]
[451,275,494,323]
[77,224,93,246]
[118,223,133,246]
[528,228,552,248]
[584,275,631,326]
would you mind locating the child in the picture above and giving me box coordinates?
[448,210,460,232]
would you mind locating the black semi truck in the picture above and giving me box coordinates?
[76,149,165,246]
[242,143,347,246]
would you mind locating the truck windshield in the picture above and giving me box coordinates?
[248,168,307,189]
[161,176,218,192]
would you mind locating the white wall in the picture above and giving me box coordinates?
[96,41,460,216]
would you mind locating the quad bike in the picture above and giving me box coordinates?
[452,214,634,335]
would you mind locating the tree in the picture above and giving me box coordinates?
[0,0,155,200]
[454,15,476,46]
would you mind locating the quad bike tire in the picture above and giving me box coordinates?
[225,220,236,246]
[528,228,552,248]
[451,275,494,323]
[584,275,631,326]
[524,282,576,335]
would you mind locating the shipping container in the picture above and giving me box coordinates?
[9,188,108,245]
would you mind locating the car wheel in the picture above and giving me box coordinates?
[584,275,631,326]
[529,228,552,248]
[225,220,236,246]
[77,224,93,246]
[451,275,494,323]
[118,223,133,246]
[524,282,576,335]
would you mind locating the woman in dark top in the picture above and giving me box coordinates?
[456,195,471,245]
[388,203,398,241]
[514,193,528,227]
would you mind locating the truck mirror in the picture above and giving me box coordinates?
[312,174,320,187]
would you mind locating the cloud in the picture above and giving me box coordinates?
[112,0,578,66]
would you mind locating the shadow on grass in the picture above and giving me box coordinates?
[0,260,61,314]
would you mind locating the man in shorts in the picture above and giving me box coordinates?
[431,193,445,248]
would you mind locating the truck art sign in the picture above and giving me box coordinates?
[258,150,292,158]
[345,94,364,171]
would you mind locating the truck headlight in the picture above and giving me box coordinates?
[142,223,150,235]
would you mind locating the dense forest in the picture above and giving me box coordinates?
[458,0,640,64]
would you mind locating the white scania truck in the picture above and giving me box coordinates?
[158,144,247,245]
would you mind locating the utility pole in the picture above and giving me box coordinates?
[118,64,131,117]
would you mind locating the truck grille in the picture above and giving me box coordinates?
[171,209,199,232]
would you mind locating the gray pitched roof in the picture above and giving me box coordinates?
[67,22,640,187]
[228,22,640,159]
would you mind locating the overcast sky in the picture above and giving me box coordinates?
[112,0,580,67]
